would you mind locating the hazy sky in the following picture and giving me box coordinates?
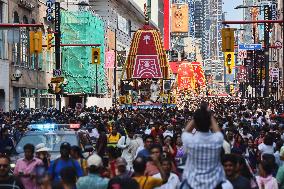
[223,0,244,21]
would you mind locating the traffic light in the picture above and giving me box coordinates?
[55,82,63,94]
[230,84,234,94]
[221,28,235,52]
[47,34,54,51]
[92,48,100,64]
[48,83,54,94]
[224,52,235,74]
[29,31,43,54]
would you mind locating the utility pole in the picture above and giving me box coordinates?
[55,2,61,111]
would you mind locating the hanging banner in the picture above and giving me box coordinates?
[177,62,194,90]
[105,50,115,68]
[236,66,247,82]
[171,4,189,34]
[191,62,206,87]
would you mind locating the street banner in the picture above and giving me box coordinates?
[171,4,189,33]
[236,66,247,81]
[244,50,253,66]
[191,62,206,87]
[238,50,247,59]
[270,68,279,83]
[105,50,115,68]
[177,62,195,90]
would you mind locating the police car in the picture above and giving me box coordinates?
[10,124,94,168]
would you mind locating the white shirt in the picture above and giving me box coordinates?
[182,131,226,189]
[153,173,180,189]
[117,136,140,169]
[223,140,231,154]
[258,143,274,155]
[89,128,99,139]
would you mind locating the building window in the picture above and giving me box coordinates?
[12,11,20,65]
[0,2,3,59]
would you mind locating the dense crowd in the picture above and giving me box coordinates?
[1,97,284,189]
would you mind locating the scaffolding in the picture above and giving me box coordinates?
[61,10,106,94]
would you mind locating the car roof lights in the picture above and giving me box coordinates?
[28,124,80,131]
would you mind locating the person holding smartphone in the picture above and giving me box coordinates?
[180,102,233,189]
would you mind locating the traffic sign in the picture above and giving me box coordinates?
[51,77,64,83]
[239,44,262,50]
[53,69,62,77]
[238,50,247,59]
[275,41,282,49]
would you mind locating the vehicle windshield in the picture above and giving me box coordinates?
[15,133,78,153]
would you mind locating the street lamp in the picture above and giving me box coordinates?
[234,5,261,9]
[234,5,249,9]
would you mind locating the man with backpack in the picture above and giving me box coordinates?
[48,142,83,182]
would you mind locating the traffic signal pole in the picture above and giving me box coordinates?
[222,19,283,104]
[54,2,61,111]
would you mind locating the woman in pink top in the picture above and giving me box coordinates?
[256,159,278,189]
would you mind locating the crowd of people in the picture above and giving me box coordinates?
[0,97,284,189]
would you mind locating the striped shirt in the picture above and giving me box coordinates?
[182,131,226,189]
[0,176,24,189]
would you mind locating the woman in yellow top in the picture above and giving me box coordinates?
[107,127,121,147]
[133,156,167,189]
[70,145,88,175]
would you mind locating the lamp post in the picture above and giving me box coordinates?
[234,4,261,106]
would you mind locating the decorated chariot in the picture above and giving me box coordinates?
[119,18,176,109]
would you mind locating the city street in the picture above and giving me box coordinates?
[0,0,283,189]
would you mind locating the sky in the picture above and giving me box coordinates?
[223,0,244,21]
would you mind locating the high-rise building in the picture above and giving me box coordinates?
[189,0,223,81]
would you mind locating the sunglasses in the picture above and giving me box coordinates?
[0,164,9,168]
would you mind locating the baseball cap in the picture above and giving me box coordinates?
[87,154,103,167]
[60,142,71,150]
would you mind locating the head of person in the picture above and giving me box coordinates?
[143,135,154,150]
[150,144,162,160]
[115,157,127,175]
[263,134,274,146]
[60,142,71,159]
[222,154,238,178]
[112,127,118,135]
[175,135,183,146]
[193,102,212,132]
[108,178,139,189]
[259,158,274,177]
[70,145,83,159]
[248,138,255,148]
[0,128,9,138]
[127,128,135,139]
[154,121,160,130]
[87,154,103,174]
[0,154,10,178]
[133,157,147,174]
[24,143,35,161]
[164,135,173,146]
[161,158,172,175]
[59,167,77,188]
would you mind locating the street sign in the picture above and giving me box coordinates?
[275,41,283,49]
[51,77,64,83]
[271,2,277,21]
[46,0,54,22]
[53,69,62,77]
[239,44,262,50]
[238,50,247,59]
